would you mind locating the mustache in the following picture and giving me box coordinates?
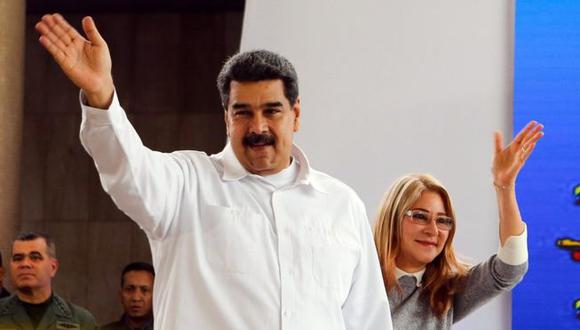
[243,133,275,146]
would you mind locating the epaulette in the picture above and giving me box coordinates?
[52,295,74,320]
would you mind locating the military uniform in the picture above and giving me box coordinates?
[100,314,153,330]
[0,294,96,330]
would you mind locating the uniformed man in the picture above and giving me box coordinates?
[100,262,154,330]
[0,232,97,329]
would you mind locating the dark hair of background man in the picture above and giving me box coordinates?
[120,262,155,288]
[14,232,57,258]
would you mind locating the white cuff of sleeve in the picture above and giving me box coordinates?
[497,224,528,266]
[79,89,124,126]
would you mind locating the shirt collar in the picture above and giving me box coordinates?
[220,142,247,181]
[217,142,328,193]
[395,267,425,287]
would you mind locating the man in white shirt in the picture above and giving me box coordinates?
[35,13,392,330]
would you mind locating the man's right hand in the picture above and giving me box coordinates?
[35,14,114,109]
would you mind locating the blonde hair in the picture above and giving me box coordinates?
[373,173,469,317]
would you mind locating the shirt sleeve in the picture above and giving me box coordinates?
[452,255,528,323]
[341,199,393,330]
[79,90,191,240]
[497,224,528,266]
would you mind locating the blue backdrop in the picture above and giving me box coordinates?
[513,1,580,328]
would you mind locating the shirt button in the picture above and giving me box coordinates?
[283,310,289,317]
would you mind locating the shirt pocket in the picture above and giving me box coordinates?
[201,204,264,275]
[310,223,359,291]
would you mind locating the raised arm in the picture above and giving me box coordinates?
[35,14,114,108]
[492,121,544,245]
[36,14,189,240]
[453,121,543,322]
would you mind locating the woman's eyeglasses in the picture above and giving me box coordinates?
[404,209,454,231]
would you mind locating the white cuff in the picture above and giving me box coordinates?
[79,89,124,126]
[497,224,528,265]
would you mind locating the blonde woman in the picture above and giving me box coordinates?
[373,121,543,329]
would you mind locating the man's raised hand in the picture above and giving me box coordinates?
[36,14,114,108]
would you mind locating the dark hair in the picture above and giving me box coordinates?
[121,262,155,288]
[217,49,299,108]
[0,250,3,267]
[14,232,56,258]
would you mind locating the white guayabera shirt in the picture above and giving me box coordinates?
[79,92,393,330]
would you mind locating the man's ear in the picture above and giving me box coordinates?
[224,109,230,137]
[50,258,59,278]
[292,97,301,132]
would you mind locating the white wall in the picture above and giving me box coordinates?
[241,0,515,329]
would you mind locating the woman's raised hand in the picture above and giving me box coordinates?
[492,121,544,187]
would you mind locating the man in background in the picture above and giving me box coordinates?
[0,232,96,329]
[101,262,154,330]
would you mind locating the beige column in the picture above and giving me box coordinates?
[0,0,25,265]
